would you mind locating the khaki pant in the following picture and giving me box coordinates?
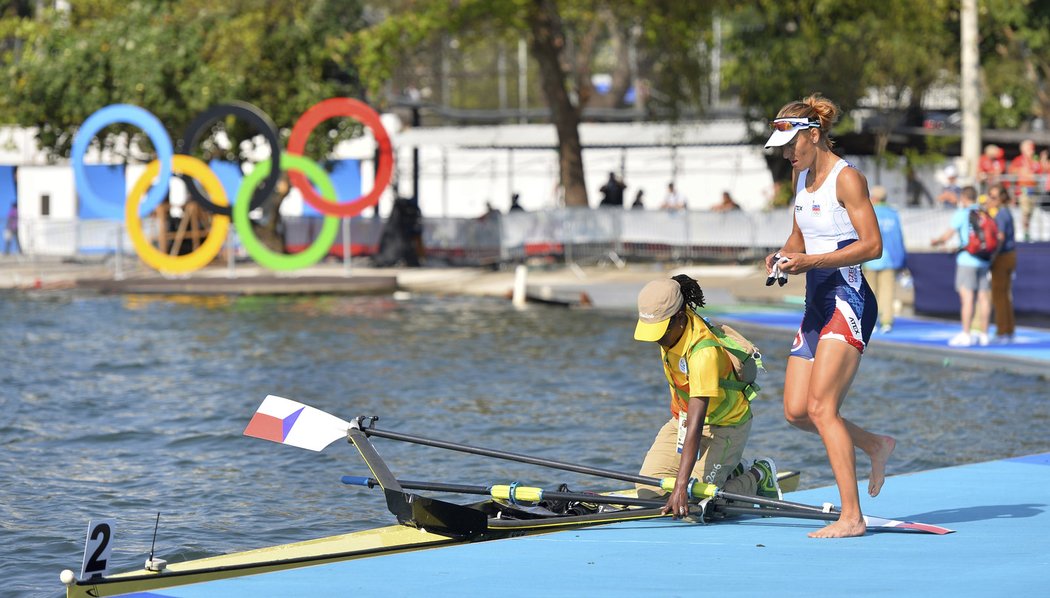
[637,415,756,498]
[863,267,897,328]
[991,250,1017,336]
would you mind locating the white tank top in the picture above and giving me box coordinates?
[793,159,859,255]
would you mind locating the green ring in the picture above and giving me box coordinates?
[233,154,340,271]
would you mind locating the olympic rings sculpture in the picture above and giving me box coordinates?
[71,98,394,273]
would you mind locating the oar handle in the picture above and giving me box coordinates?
[491,484,543,503]
[660,478,718,500]
[341,476,378,488]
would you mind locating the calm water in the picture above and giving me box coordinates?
[2,290,1048,597]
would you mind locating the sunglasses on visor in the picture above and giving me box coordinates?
[769,118,820,132]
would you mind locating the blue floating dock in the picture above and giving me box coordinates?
[718,310,1050,376]
[117,453,1050,597]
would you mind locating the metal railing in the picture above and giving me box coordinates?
[5,205,1047,275]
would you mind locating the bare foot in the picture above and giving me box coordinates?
[808,517,867,538]
[867,435,896,497]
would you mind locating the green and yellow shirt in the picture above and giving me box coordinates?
[660,310,751,426]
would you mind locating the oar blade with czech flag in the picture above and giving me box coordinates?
[243,395,349,452]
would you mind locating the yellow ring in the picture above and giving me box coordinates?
[126,155,231,274]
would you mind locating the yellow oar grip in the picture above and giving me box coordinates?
[491,485,544,502]
[659,478,717,499]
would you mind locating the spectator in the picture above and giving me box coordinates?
[4,201,19,255]
[986,184,1017,343]
[631,189,645,209]
[375,197,424,267]
[599,172,625,208]
[976,144,1005,191]
[509,193,524,212]
[480,201,500,221]
[1008,139,1042,195]
[862,186,907,333]
[936,164,961,208]
[931,186,992,347]
[1010,140,1042,241]
[661,182,685,211]
[710,191,741,212]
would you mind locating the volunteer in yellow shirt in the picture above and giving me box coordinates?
[634,275,782,519]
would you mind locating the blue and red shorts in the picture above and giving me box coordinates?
[790,263,877,360]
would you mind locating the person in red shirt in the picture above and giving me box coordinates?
[1009,139,1043,241]
[976,144,1005,191]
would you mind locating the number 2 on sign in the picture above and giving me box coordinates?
[80,519,116,580]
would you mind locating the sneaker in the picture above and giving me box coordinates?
[992,334,1014,345]
[879,323,893,334]
[948,331,972,347]
[972,332,989,346]
[751,457,783,500]
[729,459,748,479]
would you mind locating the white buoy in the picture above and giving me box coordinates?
[60,569,76,585]
[512,265,528,308]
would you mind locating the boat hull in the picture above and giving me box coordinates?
[66,471,801,598]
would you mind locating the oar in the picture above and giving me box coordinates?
[341,475,668,509]
[713,503,954,534]
[362,424,801,511]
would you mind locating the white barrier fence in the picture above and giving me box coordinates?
[5,206,1048,274]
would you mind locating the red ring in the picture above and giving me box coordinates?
[286,98,394,217]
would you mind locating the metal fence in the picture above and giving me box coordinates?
[4,205,1048,275]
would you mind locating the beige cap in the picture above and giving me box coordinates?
[634,279,684,341]
[870,185,887,201]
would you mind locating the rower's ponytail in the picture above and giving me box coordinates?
[671,274,706,313]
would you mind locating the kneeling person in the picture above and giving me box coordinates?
[634,275,782,518]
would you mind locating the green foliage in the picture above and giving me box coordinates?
[722,0,955,137]
[0,0,366,162]
[5,0,1050,168]
[978,0,1050,129]
[347,0,720,115]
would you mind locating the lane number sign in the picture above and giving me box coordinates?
[80,519,116,580]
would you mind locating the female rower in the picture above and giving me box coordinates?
[633,275,782,519]
[764,93,896,538]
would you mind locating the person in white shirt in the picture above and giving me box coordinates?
[662,182,685,211]
[764,93,896,539]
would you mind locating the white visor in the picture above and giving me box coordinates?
[765,118,820,149]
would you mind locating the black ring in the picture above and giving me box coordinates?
[176,101,281,216]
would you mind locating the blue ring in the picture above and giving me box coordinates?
[507,481,520,505]
[72,105,173,217]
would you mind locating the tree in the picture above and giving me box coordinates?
[0,0,366,161]
[348,0,720,208]
[721,0,956,190]
[978,0,1050,131]
[0,0,368,251]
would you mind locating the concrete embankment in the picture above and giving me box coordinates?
[0,255,848,314]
